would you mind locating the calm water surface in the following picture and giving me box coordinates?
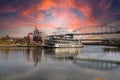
[0,45,120,80]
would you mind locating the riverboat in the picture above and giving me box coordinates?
[44,35,83,48]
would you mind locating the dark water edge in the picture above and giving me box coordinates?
[0,45,120,80]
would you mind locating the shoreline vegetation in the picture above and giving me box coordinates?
[0,40,28,47]
[0,35,29,47]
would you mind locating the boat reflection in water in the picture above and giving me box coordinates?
[24,47,83,66]
[44,48,82,59]
[32,47,42,66]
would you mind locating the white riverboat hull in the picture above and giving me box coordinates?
[54,44,83,48]
[44,43,83,48]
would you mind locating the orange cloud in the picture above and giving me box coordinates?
[20,0,97,29]
[37,0,56,10]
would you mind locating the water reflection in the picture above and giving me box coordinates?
[74,59,120,70]
[23,47,82,66]
[0,47,29,61]
[0,46,120,80]
[44,48,81,59]
[24,47,42,66]
[73,46,120,70]
[103,47,120,53]
[32,47,42,66]
[0,46,120,69]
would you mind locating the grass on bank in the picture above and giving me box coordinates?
[0,40,28,46]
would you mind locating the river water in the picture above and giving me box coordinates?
[0,45,120,80]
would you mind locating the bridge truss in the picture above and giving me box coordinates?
[70,23,120,40]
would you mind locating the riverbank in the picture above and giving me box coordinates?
[0,43,39,47]
[0,40,120,47]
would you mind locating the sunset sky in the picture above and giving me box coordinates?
[0,0,120,37]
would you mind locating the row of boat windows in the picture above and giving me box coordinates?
[46,40,70,44]
[48,41,80,44]
[46,44,71,47]
[46,44,54,46]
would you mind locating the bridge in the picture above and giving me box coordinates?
[70,23,120,41]
[71,23,120,35]
[52,22,120,37]
[51,22,120,43]
[68,31,120,35]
